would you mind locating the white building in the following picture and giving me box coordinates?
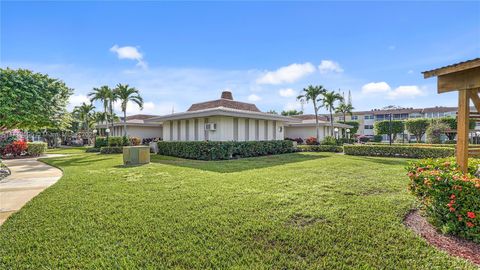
[285,115,353,140]
[146,91,299,141]
[95,114,163,140]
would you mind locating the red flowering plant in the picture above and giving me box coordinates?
[305,136,318,145]
[2,140,28,157]
[407,158,480,242]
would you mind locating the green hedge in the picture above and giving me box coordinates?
[100,146,123,154]
[94,137,108,148]
[85,147,101,153]
[108,136,130,147]
[344,145,454,158]
[298,145,343,153]
[26,142,47,156]
[407,158,480,242]
[157,140,294,160]
[366,142,459,148]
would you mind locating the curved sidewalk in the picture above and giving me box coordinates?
[0,155,64,225]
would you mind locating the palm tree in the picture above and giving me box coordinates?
[73,103,95,144]
[297,85,327,142]
[320,90,344,136]
[335,102,355,123]
[114,84,144,137]
[88,85,115,129]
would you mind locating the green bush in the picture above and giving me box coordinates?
[344,145,454,158]
[321,136,337,146]
[157,140,294,160]
[94,137,108,148]
[366,142,458,148]
[108,136,130,147]
[85,147,101,153]
[373,135,383,142]
[100,146,123,154]
[407,158,480,242]
[26,142,47,156]
[298,145,343,153]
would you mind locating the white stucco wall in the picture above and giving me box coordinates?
[285,125,348,141]
[109,125,163,139]
[162,116,286,142]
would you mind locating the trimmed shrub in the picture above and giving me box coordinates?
[298,145,343,153]
[344,145,454,158]
[129,137,141,146]
[26,142,47,156]
[108,136,130,147]
[94,137,108,148]
[373,135,383,142]
[407,158,480,242]
[157,140,294,160]
[366,142,458,148]
[305,137,318,145]
[85,147,101,153]
[100,146,123,154]
[321,136,337,146]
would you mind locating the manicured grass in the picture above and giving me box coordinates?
[0,153,476,268]
[46,146,87,154]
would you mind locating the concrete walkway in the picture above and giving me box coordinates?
[0,154,64,225]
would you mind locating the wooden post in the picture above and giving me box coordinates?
[457,90,470,173]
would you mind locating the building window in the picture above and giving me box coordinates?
[364,115,374,120]
[364,125,374,130]
[351,115,358,120]
[339,116,345,121]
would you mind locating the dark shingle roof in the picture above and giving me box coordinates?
[124,114,159,121]
[187,99,261,112]
[291,114,329,121]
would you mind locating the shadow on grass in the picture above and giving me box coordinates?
[347,155,412,166]
[150,152,328,173]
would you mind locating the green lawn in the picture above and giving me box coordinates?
[0,152,476,269]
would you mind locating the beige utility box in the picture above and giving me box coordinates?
[123,146,150,165]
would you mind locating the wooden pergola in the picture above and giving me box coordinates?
[423,58,480,172]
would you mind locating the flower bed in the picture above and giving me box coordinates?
[344,145,454,158]
[157,140,295,160]
[407,158,480,242]
[297,145,343,153]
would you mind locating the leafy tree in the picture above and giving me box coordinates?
[266,110,278,115]
[374,120,405,141]
[405,118,429,143]
[342,121,359,135]
[426,120,449,144]
[114,84,144,136]
[281,110,303,116]
[0,68,72,130]
[297,85,327,142]
[439,116,476,140]
[88,85,114,129]
[320,90,344,136]
[73,103,95,133]
[335,102,354,123]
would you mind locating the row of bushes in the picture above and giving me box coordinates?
[297,145,343,153]
[1,141,47,158]
[344,145,454,158]
[94,136,141,148]
[407,158,479,242]
[99,147,124,154]
[366,142,458,148]
[157,140,295,160]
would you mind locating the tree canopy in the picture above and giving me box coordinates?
[439,116,476,140]
[405,118,429,143]
[342,121,359,134]
[281,110,303,116]
[374,120,405,140]
[0,68,73,130]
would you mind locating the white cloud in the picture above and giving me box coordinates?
[256,62,315,85]
[318,60,344,74]
[68,94,90,110]
[387,85,424,100]
[248,94,262,102]
[110,45,147,69]
[278,88,296,98]
[361,82,391,94]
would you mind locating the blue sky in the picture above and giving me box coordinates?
[2,1,479,115]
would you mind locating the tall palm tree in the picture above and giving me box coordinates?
[335,102,355,123]
[297,85,327,142]
[114,84,144,136]
[73,103,95,144]
[320,90,344,136]
[88,85,115,129]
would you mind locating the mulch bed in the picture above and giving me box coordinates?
[404,210,480,266]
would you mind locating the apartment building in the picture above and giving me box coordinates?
[330,106,458,140]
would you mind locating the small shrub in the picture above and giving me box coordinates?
[426,120,449,144]
[85,147,101,153]
[2,140,28,157]
[108,136,130,147]
[343,145,454,158]
[94,137,108,148]
[407,158,480,242]
[129,137,141,146]
[26,142,47,156]
[298,145,343,153]
[100,146,123,154]
[373,135,383,142]
[321,136,337,146]
[305,137,318,145]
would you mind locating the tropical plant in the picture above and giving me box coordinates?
[73,103,95,134]
[114,84,144,136]
[0,68,72,130]
[405,118,430,143]
[281,110,303,116]
[320,90,344,136]
[335,102,354,123]
[426,119,449,144]
[88,85,114,128]
[297,85,327,142]
[374,120,405,141]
